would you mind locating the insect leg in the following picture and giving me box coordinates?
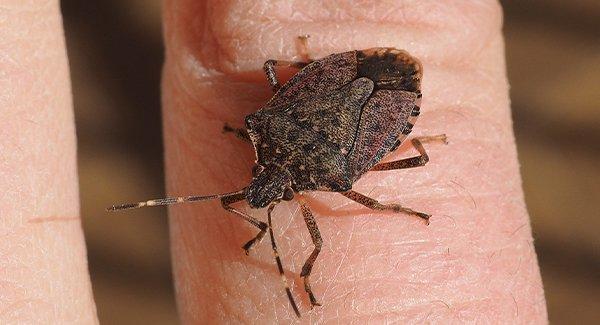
[341,190,431,225]
[221,192,268,254]
[267,203,301,318]
[263,35,314,92]
[263,59,310,92]
[371,134,448,171]
[297,197,323,308]
[222,123,251,143]
[297,34,312,62]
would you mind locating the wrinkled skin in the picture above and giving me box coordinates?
[0,0,548,324]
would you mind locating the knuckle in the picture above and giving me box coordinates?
[166,1,503,74]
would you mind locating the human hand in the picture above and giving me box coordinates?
[1,0,548,323]
[162,0,548,323]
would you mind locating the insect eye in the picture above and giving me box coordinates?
[252,165,264,177]
[282,188,294,201]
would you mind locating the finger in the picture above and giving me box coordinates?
[0,1,97,323]
[162,0,547,323]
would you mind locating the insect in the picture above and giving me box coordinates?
[108,38,447,317]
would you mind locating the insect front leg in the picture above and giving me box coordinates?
[222,123,251,143]
[340,190,431,225]
[221,193,268,254]
[371,134,448,171]
[297,197,323,308]
[267,204,301,317]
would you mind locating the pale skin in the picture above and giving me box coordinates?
[1,0,548,324]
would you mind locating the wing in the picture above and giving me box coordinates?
[348,90,418,180]
[289,77,373,154]
[265,51,359,108]
[247,77,374,162]
[246,78,375,192]
[264,47,422,109]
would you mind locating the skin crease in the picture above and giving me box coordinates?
[0,1,97,324]
[164,0,548,323]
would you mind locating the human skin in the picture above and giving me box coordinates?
[1,0,548,324]
[0,1,97,324]
[163,0,548,323]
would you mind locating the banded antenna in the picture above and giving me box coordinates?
[107,189,245,211]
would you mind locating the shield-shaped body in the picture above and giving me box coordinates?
[246,48,423,194]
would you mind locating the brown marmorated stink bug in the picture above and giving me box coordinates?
[108,37,447,317]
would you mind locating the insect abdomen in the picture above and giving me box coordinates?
[356,48,422,92]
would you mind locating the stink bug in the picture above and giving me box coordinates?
[108,38,447,317]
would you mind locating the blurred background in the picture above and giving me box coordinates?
[60,0,599,323]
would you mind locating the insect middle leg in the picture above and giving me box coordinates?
[263,35,313,91]
[222,123,251,143]
[297,196,323,307]
[340,190,431,224]
[221,192,268,254]
[263,60,310,92]
[371,134,448,171]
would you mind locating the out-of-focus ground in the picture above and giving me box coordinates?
[61,0,599,323]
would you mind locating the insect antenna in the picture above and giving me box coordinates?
[267,203,301,317]
[106,189,246,212]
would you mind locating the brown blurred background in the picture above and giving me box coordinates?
[61,0,599,323]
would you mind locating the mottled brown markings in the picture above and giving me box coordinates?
[234,46,435,313]
[109,40,448,317]
[348,89,418,179]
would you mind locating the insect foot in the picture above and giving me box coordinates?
[385,204,431,225]
[241,224,268,255]
[341,191,431,225]
[301,273,322,308]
